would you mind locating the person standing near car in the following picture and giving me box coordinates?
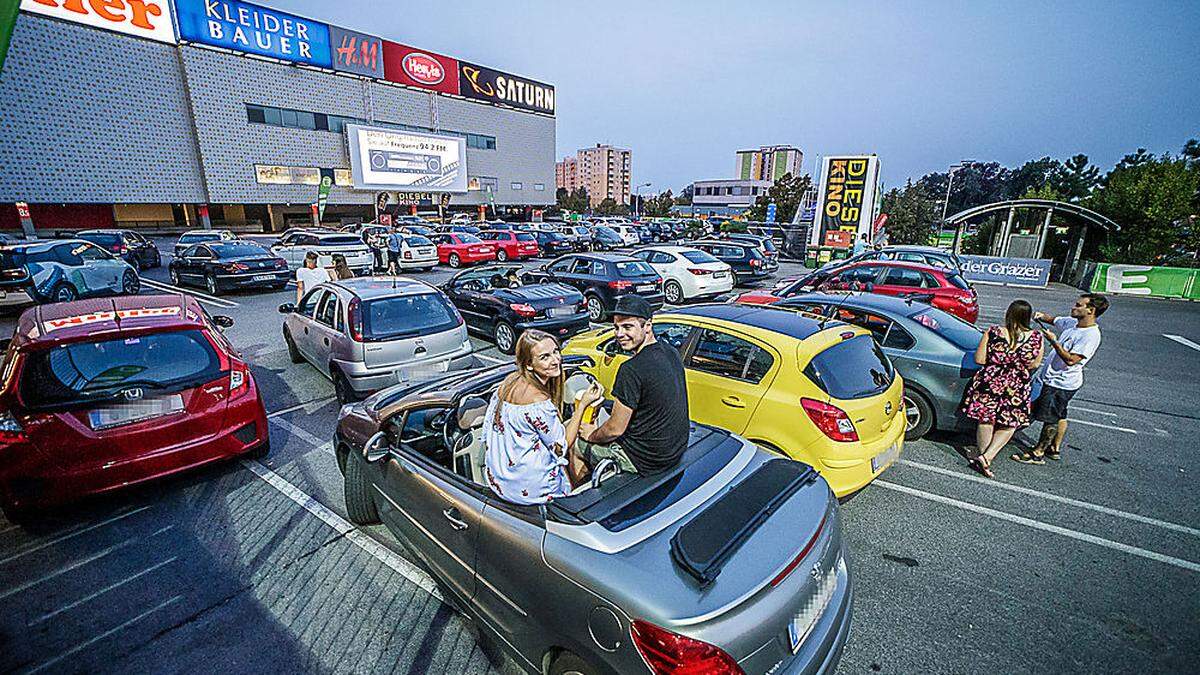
[331,254,354,281]
[580,295,689,474]
[295,251,330,303]
[1013,293,1107,464]
[385,228,402,275]
[853,233,868,256]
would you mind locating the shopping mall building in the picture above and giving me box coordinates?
[0,0,556,233]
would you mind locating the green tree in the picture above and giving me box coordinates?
[747,173,812,221]
[556,187,590,214]
[675,184,694,205]
[880,179,940,245]
[1049,154,1100,202]
[1006,157,1062,199]
[1087,152,1200,264]
[595,197,627,216]
[644,190,676,218]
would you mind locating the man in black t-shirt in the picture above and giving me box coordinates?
[581,295,689,474]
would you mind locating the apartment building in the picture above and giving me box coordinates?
[555,157,579,192]
[555,144,632,206]
[736,145,804,182]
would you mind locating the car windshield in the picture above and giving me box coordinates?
[82,233,120,246]
[183,233,219,243]
[213,244,268,258]
[681,250,720,264]
[543,232,564,241]
[318,235,362,246]
[615,260,656,277]
[804,334,894,399]
[362,293,460,341]
[405,236,432,246]
[456,234,482,244]
[19,330,223,410]
[594,227,618,237]
[909,306,981,350]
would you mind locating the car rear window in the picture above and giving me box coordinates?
[319,235,362,246]
[615,261,656,277]
[19,330,222,410]
[946,273,971,290]
[457,234,483,244]
[516,233,536,242]
[213,244,268,258]
[362,293,461,341]
[681,250,719,264]
[81,233,120,246]
[405,236,432,247]
[182,233,219,244]
[909,306,981,351]
[804,334,894,399]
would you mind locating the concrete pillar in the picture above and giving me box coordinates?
[1036,207,1054,258]
[997,207,1017,256]
[267,205,285,233]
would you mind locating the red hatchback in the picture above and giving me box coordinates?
[736,260,979,323]
[432,232,497,268]
[0,294,268,521]
[478,229,539,261]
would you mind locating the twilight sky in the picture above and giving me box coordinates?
[282,0,1200,195]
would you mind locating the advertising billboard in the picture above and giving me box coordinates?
[175,0,331,67]
[458,61,555,116]
[346,124,467,193]
[381,41,459,95]
[810,155,882,246]
[20,0,176,43]
[329,26,382,78]
[959,255,1052,287]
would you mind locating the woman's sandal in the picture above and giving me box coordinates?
[970,457,995,478]
[1011,450,1046,465]
[1044,449,1062,461]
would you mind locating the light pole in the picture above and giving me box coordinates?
[941,159,974,251]
[633,182,651,220]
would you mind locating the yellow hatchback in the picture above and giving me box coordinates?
[562,303,905,496]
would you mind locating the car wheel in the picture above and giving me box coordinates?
[332,368,357,405]
[152,251,162,268]
[169,267,181,286]
[664,280,684,305]
[448,253,462,268]
[549,650,597,675]
[903,389,934,440]
[344,451,381,525]
[494,321,517,355]
[586,294,605,323]
[246,440,269,460]
[205,273,220,296]
[51,283,77,303]
[283,328,303,364]
[496,249,508,262]
[121,270,140,295]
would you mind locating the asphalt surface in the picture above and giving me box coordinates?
[1,236,1197,674]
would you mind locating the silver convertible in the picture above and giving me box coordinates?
[334,361,853,675]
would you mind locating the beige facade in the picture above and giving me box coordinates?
[556,144,631,206]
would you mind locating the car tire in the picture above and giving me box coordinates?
[332,368,357,405]
[121,270,140,296]
[283,329,303,364]
[50,282,77,304]
[344,452,381,525]
[448,253,462,268]
[169,267,181,286]
[205,273,220,296]
[549,650,597,675]
[903,389,935,441]
[494,321,517,355]
[246,440,269,460]
[152,251,162,268]
[585,294,605,323]
[664,280,684,305]
[496,249,508,262]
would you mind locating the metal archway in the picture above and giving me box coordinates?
[945,199,1119,272]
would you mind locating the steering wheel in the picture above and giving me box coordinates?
[432,410,460,453]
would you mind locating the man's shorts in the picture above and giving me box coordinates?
[1032,385,1077,424]
[579,440,637,474]
[387,250,400,266]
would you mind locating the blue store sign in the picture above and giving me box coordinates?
[175,0,331,67]
[959,254,1052,287]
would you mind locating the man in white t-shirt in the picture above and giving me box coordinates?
[295,251,330,303]
[1013,293,1108,464]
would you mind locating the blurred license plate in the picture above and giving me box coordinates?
[872,443,899,473]
[253,274,274,281]
[419,249,435,256]
[547,306,574,318]
[713,271,727,279]
[89,394,184,430]
[637,284,655,292]
[395,359,450,382]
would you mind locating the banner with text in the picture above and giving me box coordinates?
[458,61,555,115]
[346,124,467,192]
[176,0,331,67]
[329,25,381,78]
[21,0,176,43]
[811,155,882,247]
[381,41,459,95]
[959,254,1052,287]
[1089,263,1200,300]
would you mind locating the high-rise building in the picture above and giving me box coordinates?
[736,145,804,182]
[556,144,631,206]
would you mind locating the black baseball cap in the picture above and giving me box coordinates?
[612,295,653,320]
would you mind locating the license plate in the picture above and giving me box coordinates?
[637,284,655,293]
[88,394,184,430]
[713,271,727,279]
[419,249,434,256]
[395,359,450,383]
[871,443,900,473]
[252,274,274,282]
[547,306,574,318]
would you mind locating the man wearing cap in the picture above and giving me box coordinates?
[580,295,689,474]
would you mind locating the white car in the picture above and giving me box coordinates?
[395,234,438,271]
[271,230,373,274]
[174,229,235,256]
[632,245,734,304]
[608,224,641,247]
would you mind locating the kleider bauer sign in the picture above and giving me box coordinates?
[959,255,1051,287]
[458,61,555,115]
[346,124,467,193]
[21,0,176,43]
[329,25,381,78]
[175,0,331,67]
[382,41,459,95]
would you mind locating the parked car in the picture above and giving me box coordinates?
[0,294,265,522]
[477,229,539,262]
[522,252,664,322]
[397,224,436,238]
[0,239,139,308]
[608,224,641,247]
[333,363,852,675]
[590,225,624,251]
[738,260,979,323]
[564,302,905,496]
[817,245,963,275]
[271,230,373,275]
[644,221,673,242]
[395,234,439,271]
[563,224,595,251]
[279,277,472,403]
[532,230,574,258]
[174,229,235,257]
[631,245,734,304]
[169,240,289,295]
[441,264,589,353]
[691,239,778,285]
[725,232,781,266]
[430,233,496,268]
[632,224,656,245]
[443,224,482,236]
[76,229,161,270]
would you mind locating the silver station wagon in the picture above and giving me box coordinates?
[279,277,472,403]
[334,363,853,675]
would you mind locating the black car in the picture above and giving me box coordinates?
[590,226,624,251]
[442,264,589,354]
[724,232,780,266]
[77,229,161,269]
[445,224,482,236]
[524,253,664,322]
[533,231,574,257]
[169,240,289,295]
[692,239,777,285]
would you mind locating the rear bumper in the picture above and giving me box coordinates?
[340,340,474,395]
[809,419,906,497]
[688,275,736,297]
[397,257,438,269]
[214,271,290,289]
[0,288,36,308]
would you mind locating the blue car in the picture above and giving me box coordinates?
[0,239,140,310]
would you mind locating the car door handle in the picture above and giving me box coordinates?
[443,507,468,531]
[721,396,746,409]
[323,337,330,346]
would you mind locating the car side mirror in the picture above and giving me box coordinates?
[363,431,391,463]
[212,314,234,329]
[278,303,296,314]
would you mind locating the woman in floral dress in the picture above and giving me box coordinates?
[962,300,1044,477]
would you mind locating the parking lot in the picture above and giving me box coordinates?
[1,236,1197,674]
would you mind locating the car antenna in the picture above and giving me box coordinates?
[818,287,856,329]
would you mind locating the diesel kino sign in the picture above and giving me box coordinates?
[959,254,1052,287]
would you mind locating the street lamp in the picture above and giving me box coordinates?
[633,182,651,220]
[941,159,975,252]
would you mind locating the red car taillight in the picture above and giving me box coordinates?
[229,360,250,399]
[801,398,859,442]
[0,408,26,443]
[631,620,743,675]
[956,293,976,305]
[509,303,537,318]
[750,258,763,268]
[403,251,412,260]
[347,297,364,341]
[225,263,249,272]
[687,268,713,276]
[608,280,633,291]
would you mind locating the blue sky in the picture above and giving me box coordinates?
[281,0,1200,194]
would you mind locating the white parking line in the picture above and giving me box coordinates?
[1163,334,1200,353]
[0,506,151,566]
[1066,418,1140,434]
[266,396,335,419]
[30,556,179,625]
[1069,405,1121,418]
[141,278,238,308]
[0,525,171,602]
[876,480,1200,573]
[240,458,441,599]
[898,460,1200,538]
[25,595,183,675]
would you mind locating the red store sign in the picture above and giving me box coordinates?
[382,41,459,95]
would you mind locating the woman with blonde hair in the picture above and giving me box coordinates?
[483,329,602,504]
